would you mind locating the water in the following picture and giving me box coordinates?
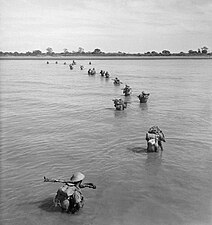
[1,59,212,225]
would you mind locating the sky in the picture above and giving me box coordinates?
[0,0,212,53]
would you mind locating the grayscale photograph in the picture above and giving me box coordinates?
[0,0,212,225]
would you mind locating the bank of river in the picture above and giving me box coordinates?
[0,55,212,60]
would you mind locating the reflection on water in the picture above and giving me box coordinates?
[114,109,127,118]
[139,103,148,110]
[127,146,147,154]
[145,152,163,175]
[123,95,131,103]
[38,197,59,213]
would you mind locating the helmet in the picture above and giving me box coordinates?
[70,172,85,183]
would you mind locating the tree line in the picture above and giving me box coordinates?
[0,46,211,57]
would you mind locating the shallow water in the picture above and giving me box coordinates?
[1,59,212,225]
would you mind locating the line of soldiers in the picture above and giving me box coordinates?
[44,62,165,214]
[44,126,166,214]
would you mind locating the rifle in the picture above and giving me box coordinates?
[44,177,96,189]
[44,176,74,185]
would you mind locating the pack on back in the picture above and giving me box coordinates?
[56,185,76,201]
[73,189,83,203]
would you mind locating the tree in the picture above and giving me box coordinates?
[144,51,151,55]
[151,51,158,56]
[201,46,208,54]
[25,51,32,56]
[78,47,84,53]
[63,48,69,55]
[188,50,197,55]
[32,50,42,56]
[63,48,68,53]
[13,51,19,56]
[179,51,185,56]
[92,48,101,54]
[46,47,53,55]
[161,50,171,55]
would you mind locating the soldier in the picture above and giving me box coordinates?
[44,172,96,214]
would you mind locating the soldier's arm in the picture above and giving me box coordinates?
[44,177,74,185]
[79,183,96,189]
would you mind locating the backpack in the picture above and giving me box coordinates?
[69,188,84,213]
[55,185,75,202]
[55,185,84,213]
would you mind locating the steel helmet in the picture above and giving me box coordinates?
[70,172,85,183]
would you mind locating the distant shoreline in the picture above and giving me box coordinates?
[0,55,211,60]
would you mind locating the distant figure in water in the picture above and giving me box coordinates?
[112,98,127,110]
[91,68,96,75]
[69,64,73,70]
[146,126,166,152]
[122,85,132,96]
[137,91,150,103]
[100,70,105,76]
[56,61,58,64]
[113,77,122,85]
[80,65,84,70]
[47,61,49,64]
[88,69,91,75]
[88,68,96,75]
[64,62,66,65]
[105,71,110,78]
[89,62,91,65]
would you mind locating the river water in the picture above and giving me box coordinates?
[1,59,212,225]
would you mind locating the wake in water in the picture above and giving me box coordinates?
[127,146,147,154]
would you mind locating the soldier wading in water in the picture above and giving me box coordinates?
[44,172,96,214]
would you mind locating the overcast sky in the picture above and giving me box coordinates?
[0,0,212,53]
